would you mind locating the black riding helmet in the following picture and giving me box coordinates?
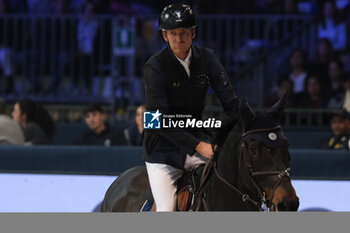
[158,3,197,31]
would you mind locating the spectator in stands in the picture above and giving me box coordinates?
[266,77,295,107]
[11,99,56,145]
[344,74,350,111]
[0,98,25,145]
[72,103,127,146]
[344,109,350,135]
[317,1,347,52]
[287,49,309,94]
[0,0,15,94]
[294,74,329,108]
[124,104,146,146]
[72,0,99,96]
[310,38,335,85]
[327,58,345,96]
[328,72,350,108]
[345,110,350,137]
[319,109,350,150]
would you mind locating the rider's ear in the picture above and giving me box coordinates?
[239,96,255,131]
[191,28,196,39]
[162,31,168,42]
[269,94,286,121]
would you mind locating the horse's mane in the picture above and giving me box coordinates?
[211,115,241,160]
[212,117,239,146]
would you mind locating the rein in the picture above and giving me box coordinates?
[213,161,260,207]
[191,125,291,211]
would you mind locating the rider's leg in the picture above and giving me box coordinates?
[145,162,183,211]
[145,153,208,211]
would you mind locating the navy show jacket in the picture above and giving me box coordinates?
[142,44,239,169]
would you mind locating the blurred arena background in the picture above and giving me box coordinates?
[1,0,350,212]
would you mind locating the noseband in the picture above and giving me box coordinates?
[212,126,290,211]
[240,144,290,211]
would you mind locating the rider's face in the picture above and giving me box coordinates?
[162,28,195,60]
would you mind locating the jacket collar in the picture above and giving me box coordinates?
[166,44,200,62]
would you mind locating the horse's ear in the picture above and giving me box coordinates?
[239,96,255,130]
[269,94,286,120]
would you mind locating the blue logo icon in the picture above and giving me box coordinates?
[143,110,161,129]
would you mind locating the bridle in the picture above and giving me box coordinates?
[240,128,291,211]
[192,125,291,211]
[231,125,291,211]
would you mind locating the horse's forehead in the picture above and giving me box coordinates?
[243,130,287,149]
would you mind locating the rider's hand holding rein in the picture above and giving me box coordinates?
[196,142,216,159]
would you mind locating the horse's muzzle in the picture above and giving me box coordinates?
[276,197,299,211]
[271,185,299,211]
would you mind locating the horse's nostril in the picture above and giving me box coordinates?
[289,199,300,211]
[277,202,288,211]
[278,199,299,211]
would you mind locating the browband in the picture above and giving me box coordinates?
[242,125,281,137]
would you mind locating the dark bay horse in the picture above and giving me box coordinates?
[101,96,299,211]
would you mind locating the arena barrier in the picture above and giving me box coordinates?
[0,146,348,180]
[0,146,144,175]
[283,126,331,149]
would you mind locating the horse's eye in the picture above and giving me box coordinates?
[267,147,278,155]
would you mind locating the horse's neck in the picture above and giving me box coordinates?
[211,124,260,210]
[216,125,241,188]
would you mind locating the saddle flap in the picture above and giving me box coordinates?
[177,186,192,211]
[176,164,205,211]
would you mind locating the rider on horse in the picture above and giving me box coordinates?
[143,3,240,211]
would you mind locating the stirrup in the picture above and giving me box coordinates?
[140,200,153,212]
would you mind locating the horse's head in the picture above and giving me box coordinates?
[238,96,299,211]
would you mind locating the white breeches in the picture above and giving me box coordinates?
[145,153,208,211]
